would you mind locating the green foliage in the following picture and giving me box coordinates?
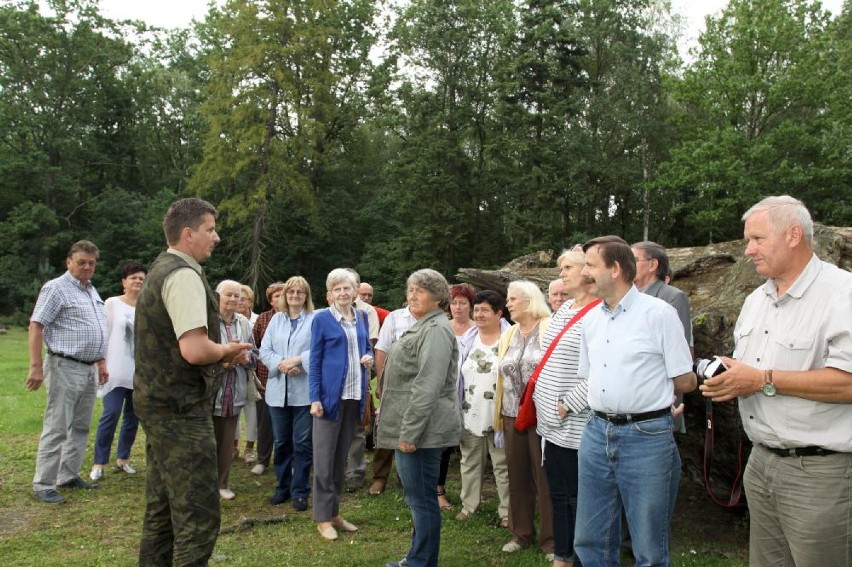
[657,0,849,244]
[0,0,848,317]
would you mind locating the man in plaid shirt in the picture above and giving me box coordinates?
[27,240,109,504]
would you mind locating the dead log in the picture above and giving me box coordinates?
[455,224,852,495]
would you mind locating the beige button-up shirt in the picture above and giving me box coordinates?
[735,254,852,452]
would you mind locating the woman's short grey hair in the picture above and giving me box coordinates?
[216,279,242,293]
[557,249,585,268]
[407,269,451,309]
[743,195,813,246]
[507,280,551,320]
[326,268,357,292]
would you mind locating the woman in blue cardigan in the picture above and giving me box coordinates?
[309,268,373,541]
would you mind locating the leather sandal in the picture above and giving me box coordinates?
[437,488,453,511]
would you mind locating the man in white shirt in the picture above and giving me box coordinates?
[574,235,696,566]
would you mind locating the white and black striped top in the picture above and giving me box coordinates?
[532,300,590,449]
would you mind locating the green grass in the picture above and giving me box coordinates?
[0,326,748,566]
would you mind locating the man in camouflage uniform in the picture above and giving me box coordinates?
[134,198,251,567]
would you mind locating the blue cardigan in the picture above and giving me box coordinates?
[309,307,373,421]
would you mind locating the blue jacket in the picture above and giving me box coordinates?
[259,310,314,407]
[309,307,373,421]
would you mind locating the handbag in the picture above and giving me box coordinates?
[246,369,262,402]
[515,299,601,431]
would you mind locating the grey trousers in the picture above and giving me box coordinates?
[346,427,367,486]
[33,355,98,491]
[312,399,360,522]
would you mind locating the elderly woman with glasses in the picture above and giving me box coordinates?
[377,269,461,567]
[259,276,315,511]
[309,269,373,541]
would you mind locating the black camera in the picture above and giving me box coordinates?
[694,356,727,383]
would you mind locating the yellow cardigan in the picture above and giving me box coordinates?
[494,316,551,432]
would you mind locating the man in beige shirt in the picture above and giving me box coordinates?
[134,198,251,567]
[701,195,852,567]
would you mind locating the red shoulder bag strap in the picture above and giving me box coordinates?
[526,298,601,390]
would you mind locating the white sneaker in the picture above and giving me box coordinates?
[502,540,523,553]
[116,462,136,474]
[244,450,258,464]
[89,467,104,481]
[219,488,236,500]
[251,463,266,475]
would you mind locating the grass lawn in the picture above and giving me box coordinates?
[0,326,748,566]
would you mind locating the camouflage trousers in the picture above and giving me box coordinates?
[138,415,220,567]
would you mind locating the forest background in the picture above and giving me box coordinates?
[1,0,849,317]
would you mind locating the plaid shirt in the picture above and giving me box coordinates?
[252,309,276,388]
[31,272,108,362]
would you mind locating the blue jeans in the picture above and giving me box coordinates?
[575,413,680,567]
[395,448,443,567]
[268,404,312,499]
[543,441,581,565]
[93,386,139,465]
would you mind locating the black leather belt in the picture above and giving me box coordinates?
[761,444,838,458]
[593,408,669,425]
[47,350,97,365]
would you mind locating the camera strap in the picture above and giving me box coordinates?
[702,396,746,509]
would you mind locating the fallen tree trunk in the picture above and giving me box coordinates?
[456,224,852,496]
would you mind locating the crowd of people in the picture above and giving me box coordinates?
[24,195,851,567]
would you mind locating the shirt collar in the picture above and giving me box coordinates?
[761,253,821,301]
[329,303,353,323]
[601,284,640,317]
[63,271,92,291]
[167,248,203,274]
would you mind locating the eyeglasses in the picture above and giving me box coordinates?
[286,290,306,296]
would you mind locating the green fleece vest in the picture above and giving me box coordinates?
[133,251,223,420]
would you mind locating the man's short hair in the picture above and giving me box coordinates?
[632,241,669,281]
[742,195,814,246]
[583,235,636,284]
[68,240,99,259]
[163,198,217,246]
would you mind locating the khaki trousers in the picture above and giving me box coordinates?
[459,429,509,519]
[745,443,851,567]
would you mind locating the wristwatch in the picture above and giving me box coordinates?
[761,369,777,397]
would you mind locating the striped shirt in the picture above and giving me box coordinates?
[330,304,362,401]
[532,300,589,449]
[31,272,108,362]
